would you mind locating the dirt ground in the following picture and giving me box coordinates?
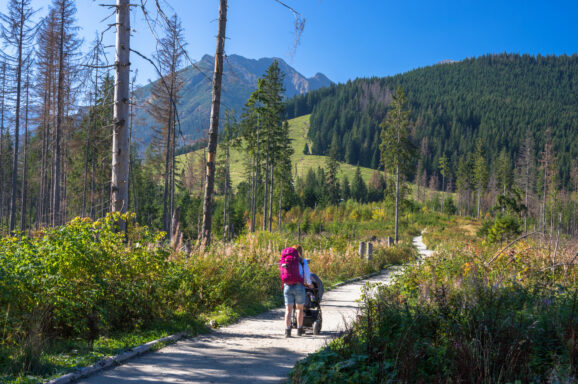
[75,237,429,384]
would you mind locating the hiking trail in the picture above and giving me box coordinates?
[73,236,432,384]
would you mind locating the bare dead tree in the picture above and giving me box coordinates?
[0,62,6,228]
[19,69,30,231]
[146,14,185,237]
[111,0,131,224]
[0,0,37,232]
[201,0,228,249]
[35,13,57,228]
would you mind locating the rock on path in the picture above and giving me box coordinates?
[76,237,432,384]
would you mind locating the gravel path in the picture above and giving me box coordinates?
[75,237,430,384]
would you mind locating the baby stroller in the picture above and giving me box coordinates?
[292,273,324,335]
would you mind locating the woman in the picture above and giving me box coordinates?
[282,244,312,337]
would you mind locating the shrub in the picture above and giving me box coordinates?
[487,215,521,244]
[292,223,577,383]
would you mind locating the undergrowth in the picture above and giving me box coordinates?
[0,201,414,382]
[291,217,578,383]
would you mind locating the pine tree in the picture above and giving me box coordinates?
[257,61,285,230]
[456,155,473,216]
[515,134,535,232]
[438,154,449,213]
[539,127,557,234]
[495,148,512,196]
[238,60,289,232]
[380,86,415,243]
[351,165,367,203]
[325,134,340,204]
[473,138,488,219]
[341,175,351,201]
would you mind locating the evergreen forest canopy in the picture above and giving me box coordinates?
[286,53,578,190]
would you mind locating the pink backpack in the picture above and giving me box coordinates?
[279,247,304,285]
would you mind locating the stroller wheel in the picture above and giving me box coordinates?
[313,319,321,335]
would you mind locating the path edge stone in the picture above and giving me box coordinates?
[45,333,186,384]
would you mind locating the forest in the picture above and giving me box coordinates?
[286,54,578,235]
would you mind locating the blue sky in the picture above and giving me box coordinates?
[18,0,578,85]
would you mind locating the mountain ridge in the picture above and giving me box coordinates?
[285,53,578,189]
[131,54,332,150]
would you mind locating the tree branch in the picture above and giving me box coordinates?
[486,231,543,266]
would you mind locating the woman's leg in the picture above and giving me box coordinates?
[285,305,293,328]
[295,304,304,327]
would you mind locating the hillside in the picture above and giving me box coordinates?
[177,114,375,189]
[132,54,332,150]
[286,53,578,189]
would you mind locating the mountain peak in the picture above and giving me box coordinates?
[132,54,331,149]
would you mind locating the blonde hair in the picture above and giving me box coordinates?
[291,244,303,258]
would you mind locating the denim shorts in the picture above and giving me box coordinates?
[283,283,306,306]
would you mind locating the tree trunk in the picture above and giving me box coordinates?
[0,63,6,228]
[223,142,229,242]
[278,190,282,232]
[38,87,48,227]
[268,165,274,231]
[249,154,256,232]
[542,161,547,233]
[170,108,176,235]
[262,143,269,231]
[250,125,260,233]
[162,90,174,235]
[477,188,481,219]
[20,73,30,231]
[111,0,131,226]
[441,173,445,214]
[197,149,206,240]
[9,4,25,233]
[52,2,67,227]
[201,0,227,248]
[395,163,399,243]
[128,73,137,215]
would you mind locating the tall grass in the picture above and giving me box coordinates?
[291,220,577,383]
[0,201,413,382]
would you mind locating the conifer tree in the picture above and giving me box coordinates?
[516,134,535,232]
[473,138,488,218]
[325,134,340,205]
[341,175,351,201]
[380,86,414,243]
[351,165,367,203]
[439,154,449,213]
[456,154,473,216]
[238,60,289,232]
[495,148,512,196]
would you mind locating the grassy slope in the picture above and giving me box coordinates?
[177,114,376,188]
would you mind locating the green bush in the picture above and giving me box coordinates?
[487,215,521,244]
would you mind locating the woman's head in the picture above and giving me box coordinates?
[291,244,303,257]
